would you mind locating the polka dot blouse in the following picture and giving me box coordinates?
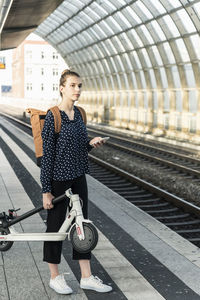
[40,106,92,193]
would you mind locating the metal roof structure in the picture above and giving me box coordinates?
[34,0,200,112]
[0,0,63,50]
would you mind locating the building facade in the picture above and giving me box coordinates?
[12,34,67,101]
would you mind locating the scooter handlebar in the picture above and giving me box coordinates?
[4,193,68,228]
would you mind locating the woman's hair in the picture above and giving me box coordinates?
[59,69,80,97]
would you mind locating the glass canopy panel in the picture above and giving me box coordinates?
[37,24,50,36]
[93,44,105,59]
[149,46,163,66]
[131,1,153,22]
[104,39,118,56]
[189,35,200,59]
[98,41,110,57]
[160,15,180,38]
[92,24,107,39]
[79,48,90,62]
[118,32,134,51]
[96,60,105,74]
[98,19,115,35]
[72,15,88,28]
[111,36,125,53]
[128,71,138,89]
[96,0,116,14]
[139,71,147,89]
[144,0,166,17]
[121,6,142,25]
[193,3,200,19]
[159,67,168,88]
[137,25,155,46]
[87,27,100,41]
[64,38,79,52]
[61,1,82,13]
[148,69,157,88]
[160,42,176,64]
[139,49,152,68]
[113,55,125,72]
[109,56,118,73]
[48,32,61,44]
[87,27,98,45]
[121,53,133,71]
[184,64,196,87]
[148,20,166,42]
[162,0,182,10]
[84,7,102,22]
[90,2,109,18]
[174,9,196,34]
[189,97,198,113]
[80,31,94,46]
[128,31,144,49]
[108,0,126,9]
[90,61,99,75]
[113,11,132,30]
[105,15,123,33]
[78,11,94,25]
[101,58,110,74]
[174,38,190,62]
[54,9,69,21]
[171,66,181,88]
[130,51,142,69]
[59,24,76,39]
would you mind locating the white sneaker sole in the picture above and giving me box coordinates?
[49,283,73,295]
[80,284,112,293]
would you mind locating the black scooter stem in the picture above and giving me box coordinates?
[5,194,67,228]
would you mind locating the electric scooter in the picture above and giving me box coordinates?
[0,189,98,253]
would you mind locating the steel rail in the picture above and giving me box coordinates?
[88,127,200,164]
[89,154,200,218]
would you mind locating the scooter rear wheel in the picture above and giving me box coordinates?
[0,228,13,252]
[70,223,98,253]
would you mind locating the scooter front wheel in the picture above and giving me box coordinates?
[0,228,13,252]
[70,223,98,253]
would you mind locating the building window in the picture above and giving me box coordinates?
[53,68,58,76]
[53,52,58,59]
[41,83,44,91]
[53,84,58,91]
[26,83,32,90]
[41,51,44,59]
[41,68,44,75]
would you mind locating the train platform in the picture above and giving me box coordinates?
[1,117,200,299]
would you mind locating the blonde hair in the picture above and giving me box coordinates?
[59,69,80,97]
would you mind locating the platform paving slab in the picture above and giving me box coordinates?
[87,175,200,296]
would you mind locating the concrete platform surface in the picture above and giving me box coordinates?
[1,116,200,300]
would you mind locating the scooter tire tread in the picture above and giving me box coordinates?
[0,228,14,252]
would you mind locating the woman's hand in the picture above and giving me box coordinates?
[43,192,54,209]
[89,137,105,148]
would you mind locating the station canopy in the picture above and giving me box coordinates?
[34,0,200,100]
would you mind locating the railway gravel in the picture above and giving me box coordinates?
[91,145,200,207]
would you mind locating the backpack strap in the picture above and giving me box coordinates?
[49,106,62,133]
[77,106,87,125]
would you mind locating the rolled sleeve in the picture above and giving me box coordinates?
[40,111,56,193]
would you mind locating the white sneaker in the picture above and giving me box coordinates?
[80,275,112,293]
[49,274,73,294]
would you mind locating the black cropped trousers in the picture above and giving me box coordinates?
[43,174,91,264]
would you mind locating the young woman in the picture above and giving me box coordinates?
[40,69,112,295]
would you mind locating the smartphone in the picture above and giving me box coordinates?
[92,137,110,145]
[100,137,110,142]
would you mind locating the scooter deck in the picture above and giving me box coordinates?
[0,232,67,241]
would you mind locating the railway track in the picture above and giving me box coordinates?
[87,127,200,180]
[1,112,200,247]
